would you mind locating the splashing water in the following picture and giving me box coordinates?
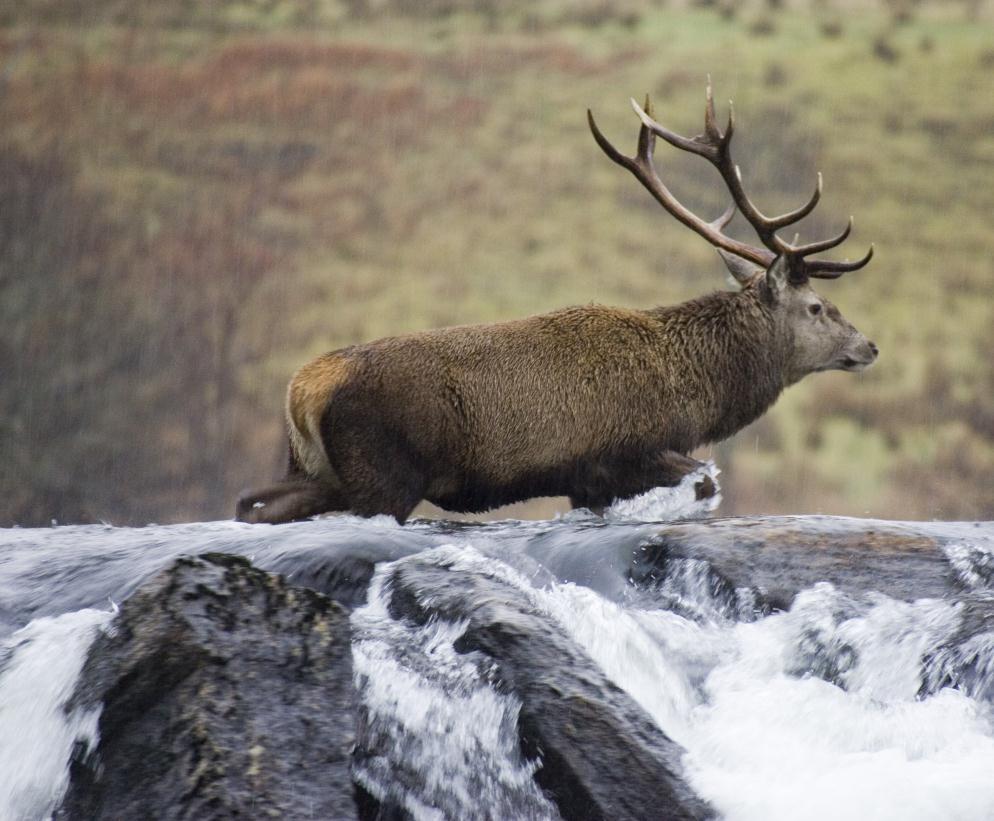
[351,565,557,821]
[543,579,994,821]
[0,609,113,820]
[349,535,994,821]
[605,461,722,522]
[1,478,994,821]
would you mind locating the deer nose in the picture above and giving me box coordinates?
[868,341,879,358]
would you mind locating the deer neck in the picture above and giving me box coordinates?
[714,289,791,443]
[653,289,790,446]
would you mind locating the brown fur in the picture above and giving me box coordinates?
[235,268,876,525]
[286,353,356,482]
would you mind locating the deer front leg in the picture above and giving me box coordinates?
[659,451,717,501]
[570,450,715,512]
[646,451,715,499]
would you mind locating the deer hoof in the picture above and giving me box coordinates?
[694,475,716,500]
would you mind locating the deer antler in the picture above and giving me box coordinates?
[587,97,768,268]
[589,80,873,282]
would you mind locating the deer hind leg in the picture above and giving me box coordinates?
[322,415,427,524]
[568,497,607,517]
[235,479,348,524]
[330,446,426,524]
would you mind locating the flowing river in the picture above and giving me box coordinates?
[2,471,993,820]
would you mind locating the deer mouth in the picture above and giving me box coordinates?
[840,355,873,372]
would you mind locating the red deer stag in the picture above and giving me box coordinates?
[237,82,877,524]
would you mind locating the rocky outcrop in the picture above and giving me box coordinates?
[385,557,714,821]
[631,516,965,611]
[48,515,993,820]
[262,539,416,608]
[256,525,440,608]
[920,593,994,703]
[56,553,358,821]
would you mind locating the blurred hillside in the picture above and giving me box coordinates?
[1,0,993,525]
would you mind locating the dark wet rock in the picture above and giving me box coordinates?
[786,627,859,688]
[56,553,359,821]
[632,516,959,611]
[262,539,425,608]
[629,550,769,622]
[385,557,714,821]
[920,591,994,702]
[354,782,413,821]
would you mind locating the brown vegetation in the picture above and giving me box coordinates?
[2,0,993,524]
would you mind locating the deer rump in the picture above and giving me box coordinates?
[237,81,877,525]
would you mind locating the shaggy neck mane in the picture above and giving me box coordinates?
[649,286,789,445]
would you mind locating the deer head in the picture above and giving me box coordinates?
[588,82,878,385]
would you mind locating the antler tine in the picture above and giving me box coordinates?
[629,92,723,163]
[711,201,736,231]
[805,244,875,278]
[587,107,631,166]
[703,76,727,143]
[587,105,772,268]
[786,215,853,258]
[768,173,822,230]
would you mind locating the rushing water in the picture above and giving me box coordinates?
[2,468,994,820]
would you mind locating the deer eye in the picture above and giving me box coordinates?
[808,303,823,316]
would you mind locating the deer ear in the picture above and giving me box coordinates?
[716,248,764,288]
[762,254,791,303]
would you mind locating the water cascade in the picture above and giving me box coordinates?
[2,470,993,819]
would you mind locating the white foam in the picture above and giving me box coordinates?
[604,460,722,522]
[363,544,994,821]
[351,561,556,821]
[943,540,994,591]
[0,608,113,821]
[539,578,994,821]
